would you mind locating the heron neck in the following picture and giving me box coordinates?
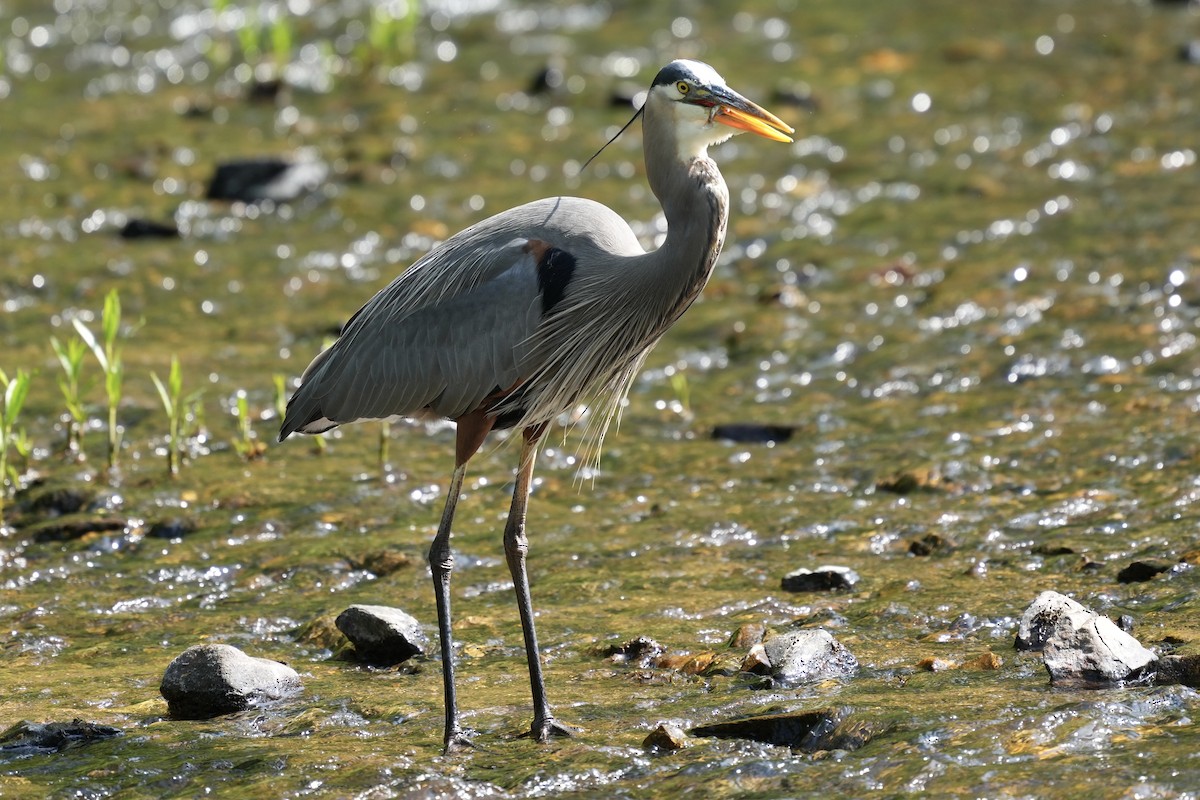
[642,126,731,320]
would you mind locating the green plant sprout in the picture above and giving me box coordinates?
[232,389,266,460]
[0,368,32,523]
[366,0,417,67]
[50,334,89,460]
[150,355,185,477]
[73,289,125,470]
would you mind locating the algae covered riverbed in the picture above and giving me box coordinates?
[2,0,1200,797]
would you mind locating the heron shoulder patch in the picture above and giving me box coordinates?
[526,239,576,315]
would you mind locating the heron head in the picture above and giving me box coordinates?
[648,59,794,156]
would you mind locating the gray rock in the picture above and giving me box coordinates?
[335,604,427,666]
[1042,607,1157,686]
[1015,590,1090,651]
[781,565,860,592]
[160,644,301,719]
[760,629,858,685]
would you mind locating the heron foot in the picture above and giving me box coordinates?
[525,716,580,743]
[442,728,477,755]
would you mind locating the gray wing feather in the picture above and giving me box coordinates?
[282,240,542,433]
[280,196,645,439]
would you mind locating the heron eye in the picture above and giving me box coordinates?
[676,80,689,95]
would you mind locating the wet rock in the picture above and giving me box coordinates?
[1015,590,1090,651]
[205,157,328,203]
[876,466,955,495]
[915,656,957,672]
[655,651,719,676]
[23,485,96,516]
[643,723,689,753]
[781,565,859,592]
[334,604,427,666]
[118,218,179,239]
[758,629,859,685]
[1116,614,1136,634]
[740,645,772,675]
[1033,543,1076,556]
[294,614,345,651]
[691,706,884,753]
[711,424,794,444]
[600,635,664,666]
[1043,610,1157,686]
[1116,559,1174,583]
[963,652,1003,670]
[160,644,301,719]
[908,533,950,556]
[1180,41,1200,65]
[1154,654,1200,687]
[146,517,199,539]
[528,63,564,95]
[344,549,413,577]
[728,623,766,649]
[30,517,127,543]
[0,719,122,754]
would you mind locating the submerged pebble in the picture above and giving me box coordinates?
[0,720,122,755]
[691,706,884,753]
[159,644,302,720]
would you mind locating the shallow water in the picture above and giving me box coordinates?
[2,0,1200,797]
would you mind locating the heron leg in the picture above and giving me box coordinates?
[429,412,495,754]
[428,462,471,753]
[505,424,578,742]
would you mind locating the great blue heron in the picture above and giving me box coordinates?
[280,59,794,751]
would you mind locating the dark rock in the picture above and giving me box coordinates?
[772,82,819,111]
[334,604,427,666]
[609,81,642,108]
[759,629,859,685]
[0,719,122,754]
[599,635,664,666]
[1116,614,1135,634]
[31,517,127,543]
[877,466,955,495]
[1014,590,1088,651]
[146,517,199,539]
[24,485,96,516]
[781,565,859,592]
[160,644,301,719]
[1033,543,1076,556]
[908,533,948,556]
[1117,559,1173,583]
[711,424,794,444]
[1180,41,1200,65]
[119,218,179,239]
[205,158,328,203]
[1154,654,1200,687]
[528,64,564,95]
[691,706,884,753]
[642,723,689,753]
